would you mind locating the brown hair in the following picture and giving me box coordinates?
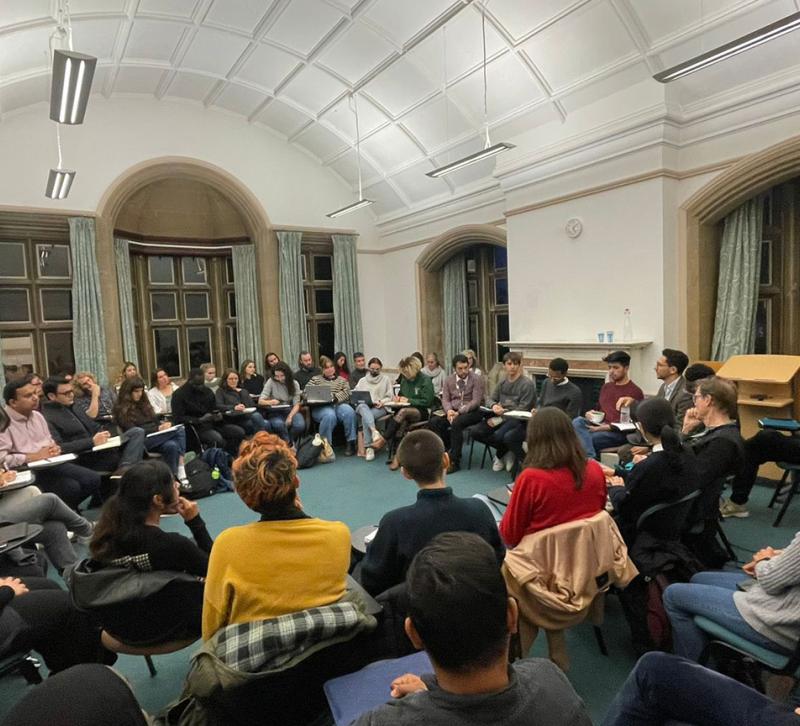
[319,355,334,370]
[523,407,587,489]
[233,432,298,513]
[113,377,155,429]
[398,429,445,485]
[696,376,738,419]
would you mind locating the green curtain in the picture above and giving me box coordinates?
[711,197,764,361]
[114,237,139,369]
[232,244,263,366]
[0,353,5,390]
[332,233,364,358]
[69,217,109,384]
[442,253,468,371]
[277,231,308,365]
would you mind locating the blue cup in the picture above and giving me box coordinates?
[597,332,605,342]
[606,330,615,343]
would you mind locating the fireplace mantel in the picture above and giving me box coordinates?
[499,340,655,392]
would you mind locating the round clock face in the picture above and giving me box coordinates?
[565,218,583,238]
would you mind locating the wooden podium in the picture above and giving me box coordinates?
[717,355,800,480]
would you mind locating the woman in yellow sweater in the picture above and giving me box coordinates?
[202,432,351,640]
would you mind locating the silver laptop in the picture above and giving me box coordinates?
[304,384,334,404]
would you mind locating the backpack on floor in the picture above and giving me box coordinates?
[200,447,234,492]
[296,435,323,469]
[180,458,216,499]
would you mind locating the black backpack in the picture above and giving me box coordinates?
[180,458,216,499]
[295,436,323,469]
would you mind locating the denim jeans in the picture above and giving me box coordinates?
[268,411,305,443]
[572,417,627,459]
[355,403,389,445]
[663,571,786,661]
[312,404,357,443]
[145,427,186,475]
[602,651,799,726]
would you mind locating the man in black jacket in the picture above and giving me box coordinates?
[171,368,244,454]
[357,429,504,596]
[41,377,145,475]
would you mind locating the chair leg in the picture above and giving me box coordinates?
[768,470,791,509]
[480,444,490,470]
[716,520,738,561]
[467,439,475,470]
[593,626,609,656]
[773,472,799,527]
[145,655,157,677]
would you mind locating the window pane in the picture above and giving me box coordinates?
[759,240,772,286]
[228,291,237,318]
[315,288,334,314]
[225,257,234,284]
[468,314,480,357]
[44,331,75,377]
[37,244,70,278]
[467,280,478,309]
[0,242,26,277]
[755,299,771,355]
[493,246,507,270]
[148,256,174,284]
[184,292,209,320]
[316,321,334,360]
[182,257,207,284]
[187,327,211,369]
[1,334,34,382]
[496,313,510,363]
[227,325,239,370]
[41,289,73,321]
[494,277,509,306]
[313,255,332,281]
[0,289,30,322]
[151,292,177,320]
[154,328,180,377]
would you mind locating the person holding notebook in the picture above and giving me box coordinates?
[305,357,357,457]
[353,358,393,461]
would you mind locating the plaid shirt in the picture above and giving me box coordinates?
[216,602,366,673]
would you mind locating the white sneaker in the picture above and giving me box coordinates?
[312,433,323,447]
[504,451,516,471]
[177,465,187,481]
[492,456,504,472]
[719,497,750,518]
[365,448,375,461]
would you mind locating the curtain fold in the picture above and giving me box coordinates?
[114,237,139,369]
[232,244,263,366]
[442,253,468,371]
[277,231,308,366]
[711,197,764,361]
[69,217,109,384]
[332,233,364,358]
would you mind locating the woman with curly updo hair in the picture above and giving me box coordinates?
[201,432,351,639]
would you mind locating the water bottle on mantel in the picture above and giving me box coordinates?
[622,308,633,342]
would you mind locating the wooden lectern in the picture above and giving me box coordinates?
[717,355,800,480]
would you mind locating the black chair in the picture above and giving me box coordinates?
[0,651,42,685]
[767,461,800,527]
[635,489,702,541]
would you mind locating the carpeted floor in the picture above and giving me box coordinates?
[0,447,796,724]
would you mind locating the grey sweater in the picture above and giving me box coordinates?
[538,378,583,419]
[259,378,301,406]
[734,531,800,651]
[352,658,590,726]
[487,375,536,412]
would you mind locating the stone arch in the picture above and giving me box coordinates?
[416,224,507,361]
[680,135,800,358]
[94,156,280,378]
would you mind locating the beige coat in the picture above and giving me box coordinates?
[503,511,638,631]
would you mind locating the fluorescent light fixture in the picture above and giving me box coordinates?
[45,169,75,199]
[49,49,96,124]
[654,11,800,83]
[426,142,516,178]
[326,198,374,218]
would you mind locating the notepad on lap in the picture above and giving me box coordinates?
[92,435,122,452]
[28,453,78,469]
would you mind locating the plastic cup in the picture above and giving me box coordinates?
[606,331,614,343]
[597,332,605,343]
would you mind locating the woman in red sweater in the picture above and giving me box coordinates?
[500,407,607,548]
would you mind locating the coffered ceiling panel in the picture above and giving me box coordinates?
[1,0,798,220]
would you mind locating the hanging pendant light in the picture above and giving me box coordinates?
[327,93,374,218]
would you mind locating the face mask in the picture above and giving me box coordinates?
[369,370,380,378]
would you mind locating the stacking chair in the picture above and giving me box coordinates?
[100,632,197,677]
[767,462,800,527]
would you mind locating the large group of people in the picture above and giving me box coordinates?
[2,343,800,726]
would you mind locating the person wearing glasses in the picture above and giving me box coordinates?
[352,357,393,461]
[0,377,101,512]
[41,377,146,481]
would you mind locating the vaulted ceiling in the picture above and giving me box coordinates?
[1,0,798,218]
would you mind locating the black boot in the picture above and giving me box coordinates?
[345,441,356,456]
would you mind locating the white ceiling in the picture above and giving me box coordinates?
[1,0,799,218]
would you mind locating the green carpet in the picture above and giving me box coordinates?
[0,450,796,724]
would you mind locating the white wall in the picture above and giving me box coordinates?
[0,97,378,242]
